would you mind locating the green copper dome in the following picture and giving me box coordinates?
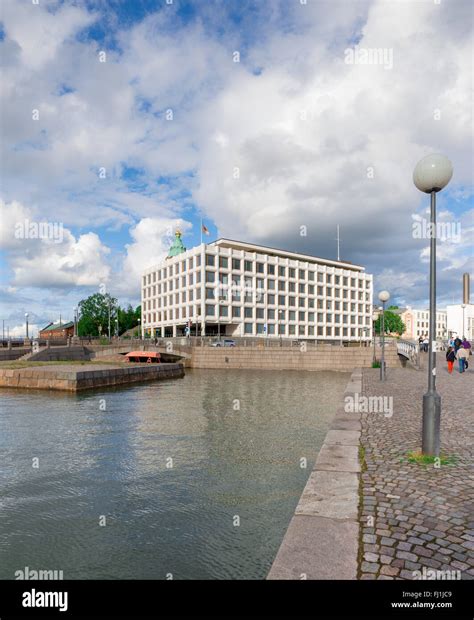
[167,230,186,257]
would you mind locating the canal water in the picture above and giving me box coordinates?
[0,369,349,580]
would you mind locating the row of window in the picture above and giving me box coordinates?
[143,255,370,286]
[143,294,373,314]
[143,279,371,300]
[144,307,372,325]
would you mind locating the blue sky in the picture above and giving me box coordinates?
[0,0,472,336]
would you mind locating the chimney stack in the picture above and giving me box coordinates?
[463,273,470,305]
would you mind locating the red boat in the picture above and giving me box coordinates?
[125,351,161,363]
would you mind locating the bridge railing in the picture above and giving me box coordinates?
[397,339,420,368]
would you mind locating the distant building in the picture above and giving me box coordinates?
[446,304,474,341]
[399,307,447,341]
[39,321,74,339]
[141,234,374,341]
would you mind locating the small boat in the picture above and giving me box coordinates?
[125,351,161,363]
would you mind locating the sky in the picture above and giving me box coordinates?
[0,0,473,337]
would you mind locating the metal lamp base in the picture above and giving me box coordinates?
[422,391,441,456]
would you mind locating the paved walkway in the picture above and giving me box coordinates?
[359,357,474,580]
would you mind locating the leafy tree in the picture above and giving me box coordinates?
[78,293,118,337]
[117,304,141,335]
[374,310,405,336]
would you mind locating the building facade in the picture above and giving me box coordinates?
[446,304,474,341]
[400,307,447,341]
[141,237,374,342]
[39,321,74,339]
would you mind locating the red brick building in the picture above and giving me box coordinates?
[39,321,74,339]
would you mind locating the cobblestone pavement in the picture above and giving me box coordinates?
[359,357,474,580]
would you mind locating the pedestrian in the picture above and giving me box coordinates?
[422,336,429,353]
[446,347,456,374]
[454,337,462,352]
[461,337,471,351]
[457,346,468,373]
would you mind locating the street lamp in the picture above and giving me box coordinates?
[372,311,378,365]
[138,317,141,340]
[73,307,77,337]
[413,153,453,456]
[25,313,29,339]
[461,304,466,338]
[378,291,390,381]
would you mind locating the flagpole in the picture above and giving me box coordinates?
[200,217,203,245]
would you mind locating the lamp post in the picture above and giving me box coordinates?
[115,316,119,338]
[138,317,141,340]
[461,304,466,338]
[25,313,29,339]
[413,153,453,456]
[73,307,77,337]
[378,291,390,381]
[372,311,378,365]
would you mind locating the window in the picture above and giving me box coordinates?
[299,311,305,321]
[206,271,215,283]
[256,323,265,334]
[299,298,305,308]
[318,273,324,283]
[232,306,241,318]
[278,280,286,291]
[289,311,296,321]
[299,325,305,336]
[244,260,253,272]
[308,285,314,295]
[268,324,275,335]
[278,266,285,277]
[244,307,253,318]
[267,294,275,305]
[256,308,264,319]
[308,271,314,281]
[289,296,296,307]
[256,262,264,273]
[299,283,305,294]
[206,304,215,316]
[220,305,228,318]
[268,309,275,320]
[268,279,275,290]
[232,258,241,270]
[278,295,286,306]
[289,268,295,278]
[244,322,253,334]
[289,325,296,335]
[268,264,275,275]
[289,282,296,292]
[308,312,315,322]
[205,288,214,299]
[206,254,215,266]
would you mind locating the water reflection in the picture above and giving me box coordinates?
[0,369,348,579]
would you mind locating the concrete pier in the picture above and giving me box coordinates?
[0,362,184,391]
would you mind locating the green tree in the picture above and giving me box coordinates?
[78,293,118,337]
[375,310,406,336]
[116,304,141,335]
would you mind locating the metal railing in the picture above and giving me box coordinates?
[397,339,420,368]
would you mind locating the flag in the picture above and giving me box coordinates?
[202,223,210,236]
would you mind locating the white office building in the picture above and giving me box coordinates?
[400,307,448,341]
[141,235,374,341]
[446,304,474,341]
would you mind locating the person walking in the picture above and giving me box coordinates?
[457,345,468,373]
[446,347,456,374]
[454,337,462,352]
[422,336,429,353]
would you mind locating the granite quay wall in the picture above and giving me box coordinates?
[0,348,29,361]
[190,347,401,371]
[268,369,363,579]
[0,363,184,391]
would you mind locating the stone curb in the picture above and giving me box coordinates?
[267,368,362,580]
